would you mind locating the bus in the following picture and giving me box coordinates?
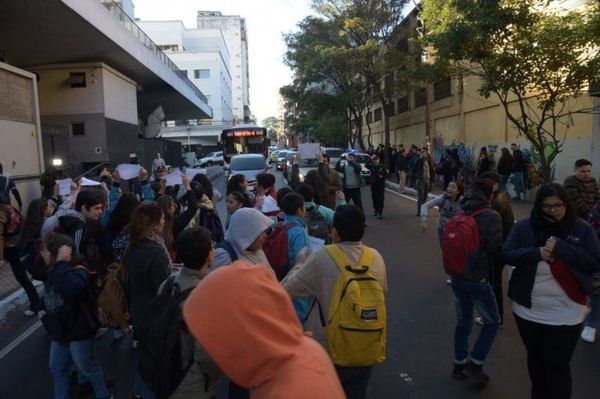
[221,124,269,164]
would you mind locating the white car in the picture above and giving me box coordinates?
[321,147,344,167]
[337,152,372,182]
[196,151,224,167]
[228,154,268,192]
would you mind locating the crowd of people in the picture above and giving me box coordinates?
[0,150,599,399]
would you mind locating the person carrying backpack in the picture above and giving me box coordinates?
[185,182,224,243]
[137,227,222,399]
[283,205,387,399]
[39,233,112,399]
[212,208,275,274]
[295,183,333,241]
[441,179,503,384]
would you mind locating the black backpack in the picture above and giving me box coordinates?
[306,206,331,243]
[137,276,195,399]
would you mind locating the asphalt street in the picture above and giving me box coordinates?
[1,167,599,399]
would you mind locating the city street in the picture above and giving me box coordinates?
[0,167,599,399]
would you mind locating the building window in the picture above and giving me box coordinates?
[366,111,373,124]
[71,121,85,136]
[414,88,427,108]
[397,96,409,114]
[374,108,382,122]
[194,69,210,79]
[67,72,86,88]
[158,44,179,52]
[434,78,452,101]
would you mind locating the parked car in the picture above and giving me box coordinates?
[286,157,320,185]
[282,151,298,179]
[321,147,344,167]
[337,152,372,182]
[196,151,224,167]
[228,154,267,193]
[275,150,290,170]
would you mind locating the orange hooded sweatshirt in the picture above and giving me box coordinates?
[183,260,345,399]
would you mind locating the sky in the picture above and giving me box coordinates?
[134,0,316,124]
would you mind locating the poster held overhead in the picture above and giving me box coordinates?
[116,164,142,180]
[298,143,320,159]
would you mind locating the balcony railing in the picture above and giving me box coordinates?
[99,0,208,103]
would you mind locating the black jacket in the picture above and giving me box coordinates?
[41,261,99,343]
[368,163,389,185]
[126,238,171,330]
[457,196,504,282]
[503,218,600,308]
[395,154,409,172]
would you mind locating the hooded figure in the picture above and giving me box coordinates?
[183,261,345,398]
[212,208,275,273]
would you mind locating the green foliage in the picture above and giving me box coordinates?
[421,0,600,181]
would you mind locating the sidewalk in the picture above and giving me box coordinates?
[0,167,224,321]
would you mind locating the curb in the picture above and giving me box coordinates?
[0,167,225,322]
[384,180,436,200]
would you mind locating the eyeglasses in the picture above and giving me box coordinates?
[542,203,564,211]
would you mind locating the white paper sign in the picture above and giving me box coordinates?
[260,195,279,214]
[309,236,325,252]
[116,164,141,180]
[185,168,206,179]
[56,178,73,196]
[80,177,101,186]
[298,143,321,159]
[163,171,183,187]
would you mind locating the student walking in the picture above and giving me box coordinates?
[368,154,389,219]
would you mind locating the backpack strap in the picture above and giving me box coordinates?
[325,244,374,274]
[217,240,238,262]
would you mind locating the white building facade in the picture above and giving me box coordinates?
[197,11,252,122]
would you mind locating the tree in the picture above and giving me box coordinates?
[282,16,371,149]
[421,0,600,181]
[261,116,283,143]
[312,0,412,167]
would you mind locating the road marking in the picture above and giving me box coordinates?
[386,188,417,202]
[0,320,41,361]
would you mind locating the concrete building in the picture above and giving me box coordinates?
[197,11,252,123]
[362,7,597,186]
[0,0,212,176]
[137,20,234,152]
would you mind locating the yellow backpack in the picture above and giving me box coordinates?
[324,244,386,366]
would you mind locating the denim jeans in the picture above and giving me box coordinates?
[512,172,525,199]
[584,293,600,328]
[451,278,500,363]
[500,175,510,194]
[335,365,373,399]
[49,338,109,399]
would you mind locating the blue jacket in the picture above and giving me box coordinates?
[283,215,309,267]
[503,218,600,308]
[42,261,98,343]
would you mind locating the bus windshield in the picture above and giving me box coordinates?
[221,125,268,163]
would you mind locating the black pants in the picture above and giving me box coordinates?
[5,246,41,311]
[371,182,385,214]
[336,365,372,399]
[514,314,582,399]
[344,187,363,211]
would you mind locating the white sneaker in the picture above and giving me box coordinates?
[24,310,35,317]
[581,326,596,343]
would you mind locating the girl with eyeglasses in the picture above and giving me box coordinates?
[503,183,600,399]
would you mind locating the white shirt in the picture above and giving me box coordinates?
[512,261,588,326]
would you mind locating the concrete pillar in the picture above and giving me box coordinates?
[592,96,600,178]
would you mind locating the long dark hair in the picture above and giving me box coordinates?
[193,173,214,201]
[18,198,48,250]
[530,183,576,242]
[304,169,327,205]
[129,202,163,247]
[227,174,246,195]
[108,193,140,237]
[156,195,175,251]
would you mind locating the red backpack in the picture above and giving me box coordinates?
[262,222,297,281]
[441,208,489,280]
[1,204,21,236]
